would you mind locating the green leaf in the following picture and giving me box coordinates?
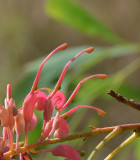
[45,0,123,43]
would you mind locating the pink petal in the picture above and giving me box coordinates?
[0,105,9,127]
[54,118,69,138]
[51,91,65,110]
[43,91,65,122]
[15,111,25,135]
[50,144,80,160]
[27,113,37,131]
[46,112,60,139]
[23,90,47,124]
[44,118,53,138]
[43,100,54,122]
[5,98,16,129]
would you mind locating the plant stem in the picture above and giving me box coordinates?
[87,126,123,160]
[108,90,140,111]
[104,132,140,160]
[3,123,140,159]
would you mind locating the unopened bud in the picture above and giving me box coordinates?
[15,112,25,135]
[0,106,9,127]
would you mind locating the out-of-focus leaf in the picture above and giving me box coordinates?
[45,0,123,43]
[135,140,140,160]
[81,43,140,72]
[76,57,140,107]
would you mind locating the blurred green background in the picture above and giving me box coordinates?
[0,0,140,159]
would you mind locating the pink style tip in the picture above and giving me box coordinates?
[98,74,107,79]
[85,47,94,53]
[59,43,68,50]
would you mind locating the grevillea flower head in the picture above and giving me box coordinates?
[23,44,106,141]
[0,43,108,159]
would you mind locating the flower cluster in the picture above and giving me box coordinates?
[0,43,107,160]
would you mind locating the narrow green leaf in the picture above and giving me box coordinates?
[45,0,123,43]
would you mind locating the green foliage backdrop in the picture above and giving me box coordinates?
[0,0,140,159]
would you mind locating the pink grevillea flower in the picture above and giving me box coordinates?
[22,43,68,145]
[15,108,37,148]
[42,46,96,125]
[22,43,107,146]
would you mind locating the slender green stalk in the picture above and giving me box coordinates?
[104,132,140,160]
[87,126,123,160]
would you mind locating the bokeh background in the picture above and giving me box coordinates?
[0,0,140,159]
